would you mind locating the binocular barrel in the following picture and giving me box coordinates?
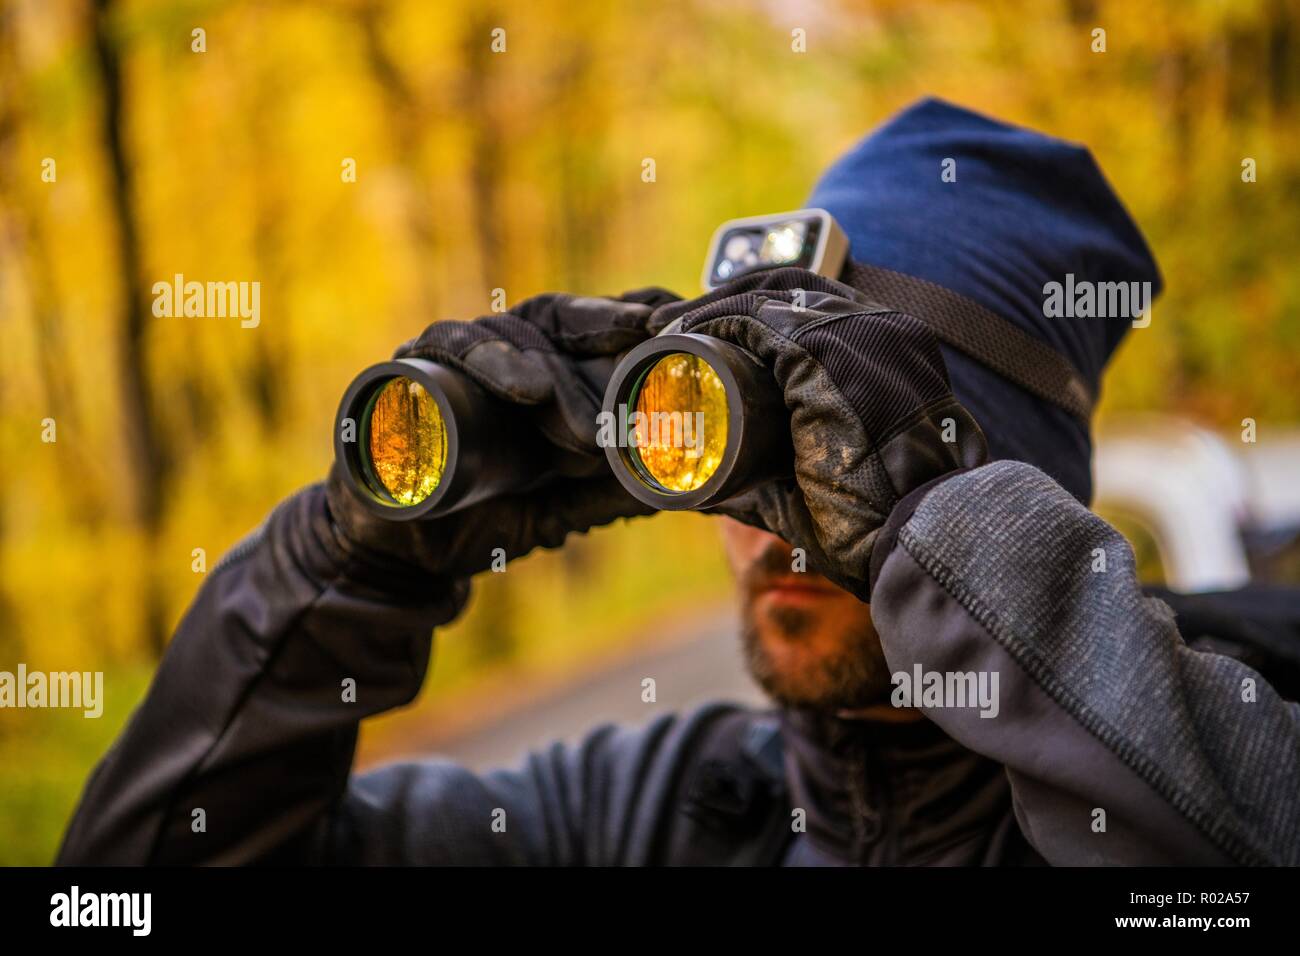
[333,358,546,520]
[336,334,791,521]
[600,333,792,510]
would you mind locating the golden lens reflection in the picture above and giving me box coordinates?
[365,377,447,506]
[631,353,728,492]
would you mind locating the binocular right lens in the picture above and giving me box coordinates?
[626,352,728,493]
[602,333,792,510]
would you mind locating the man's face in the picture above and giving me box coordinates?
[719,517,891,710]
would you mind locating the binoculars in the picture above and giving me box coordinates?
[333,335,791,520]
[335,208,846,519]
[333,358,561,519]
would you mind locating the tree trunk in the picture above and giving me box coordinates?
[90,0,171,656]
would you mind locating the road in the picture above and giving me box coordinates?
[369,605,766,773]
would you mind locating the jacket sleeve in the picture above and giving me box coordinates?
[54,484,673,866]
[868,460,1300,866]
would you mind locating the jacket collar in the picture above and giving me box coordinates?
[778,707,1012,864]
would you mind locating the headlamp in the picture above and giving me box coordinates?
[701,208,848,291]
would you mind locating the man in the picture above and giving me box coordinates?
[58,99,1300,866]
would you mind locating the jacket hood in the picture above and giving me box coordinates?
[807,97,1162,503]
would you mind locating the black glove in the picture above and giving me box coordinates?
[326,288,680,587]
[648,267,987,600]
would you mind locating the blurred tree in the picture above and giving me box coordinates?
[355,0,443,320]
[89,0,171,655]
[460,4,516,663]
[0,11,108,529]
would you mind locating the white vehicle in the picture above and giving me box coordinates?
[1093,417,1300,591]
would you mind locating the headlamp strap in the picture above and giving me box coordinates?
[839,259,1095,425]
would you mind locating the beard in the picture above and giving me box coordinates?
[739,544,891,710]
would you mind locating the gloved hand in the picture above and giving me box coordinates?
[326,288,680,588]
[647,267,987,601]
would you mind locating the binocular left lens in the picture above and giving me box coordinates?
[335,358,549,520]
[361,375,447,507]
